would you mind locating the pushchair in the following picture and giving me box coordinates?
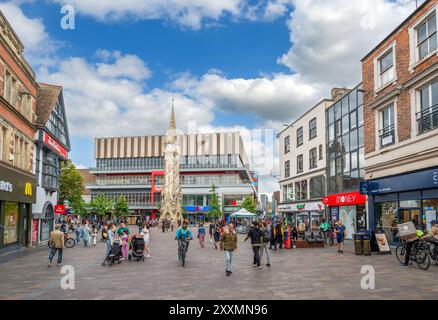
[102,239,122,266]
[128,237,145,262]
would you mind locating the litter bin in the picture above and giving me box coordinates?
[354,231,372,256]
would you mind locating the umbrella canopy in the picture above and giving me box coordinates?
[230,208,258,218]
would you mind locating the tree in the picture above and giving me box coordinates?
[207,184,222,220]
[59,160,84,212]
[114,195,129,217]
[90,194,114,217]
[241,196,257,213]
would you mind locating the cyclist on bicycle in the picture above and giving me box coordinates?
[175,220,193,263]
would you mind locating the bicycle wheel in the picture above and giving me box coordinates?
[415,248,431,270]
[65,238,75,248]
[395,245,406,264]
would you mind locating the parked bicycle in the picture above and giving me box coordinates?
[48,232,76,249]
[395,239,431,270]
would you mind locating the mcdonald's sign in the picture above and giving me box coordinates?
[25,183,33,196]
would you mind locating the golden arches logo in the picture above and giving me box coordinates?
[25,183,32,196]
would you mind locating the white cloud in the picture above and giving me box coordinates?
[278,0,416,87]
[39,52,214,139]
[172,71,321,122]
[0,1,59,67]
[52,0,245,29]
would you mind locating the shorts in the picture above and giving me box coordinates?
[336,236,345,243]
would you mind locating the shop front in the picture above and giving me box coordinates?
[183,206,211,225]
[367,167,438,244]
[0,164,36,253]
[278,202,325,227]
[322,192,367,240]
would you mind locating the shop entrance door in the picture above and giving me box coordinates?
[399,208,421,227]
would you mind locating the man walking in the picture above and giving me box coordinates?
[259,221,271,267]
[244,221,263,269]
[220,223,238,276]
[319,219,330,245]
[273,220,284,251]
[48,224,64,266]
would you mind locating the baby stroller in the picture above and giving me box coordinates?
[128,237,145,262]
[102,239,122,266]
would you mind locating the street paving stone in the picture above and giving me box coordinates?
[0,226,437,300]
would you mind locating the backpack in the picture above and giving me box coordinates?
[262,228,271,243]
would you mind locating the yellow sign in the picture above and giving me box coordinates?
[25,183,32,196]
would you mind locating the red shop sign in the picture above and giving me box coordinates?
[322,192,366,207]
[44,132,68,158]
[55,204,66,215]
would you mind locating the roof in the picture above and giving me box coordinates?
[361,0,431,62]
[35,83,62,126]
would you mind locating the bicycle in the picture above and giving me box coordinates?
[178,237,191,267]
[48,232,76,249]
[395,239,430,270]
[422,238,438,265]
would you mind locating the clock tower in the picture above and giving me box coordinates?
[160,101,182,223]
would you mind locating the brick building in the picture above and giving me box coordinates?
[362,0,438,242]
[0,11,38,253]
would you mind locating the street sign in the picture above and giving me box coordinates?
[55,204,66,215]
[360,181,369,195]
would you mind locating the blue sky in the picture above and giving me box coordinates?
[0,0,416,194]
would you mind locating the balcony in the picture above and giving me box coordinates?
[379,124,395,148]
[417,104,438,135]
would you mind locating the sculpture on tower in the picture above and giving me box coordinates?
[160,101,182,223]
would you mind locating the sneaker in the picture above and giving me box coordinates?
[340,250,344,254]
[252,264,257,267]
[226,271,231,276]
[57,262,62,266]
[48,262,52,267]
[266,263,271,267]
[146,254,151,258]
[257,265,262,269]
[401,265,408,269]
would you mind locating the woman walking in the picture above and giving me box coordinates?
[91,224,98,246]
[213,221,221,250]
[141,222,151,257]
[198,222,206,248]
[105,223,115,257]
[81,220,91,247]
[121,230,129,260]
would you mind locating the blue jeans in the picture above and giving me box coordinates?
[225,250,233,272]
[49,247,63,264]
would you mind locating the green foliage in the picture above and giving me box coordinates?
[89,194,114,216]
[114,195,129,217]
[241,196,257,213]
[207,184,222,220]
[59,160,84,212]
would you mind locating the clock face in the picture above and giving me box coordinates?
[166,143,175,152]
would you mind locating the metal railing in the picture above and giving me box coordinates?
[379,124,395,148]
[417,104,438,135]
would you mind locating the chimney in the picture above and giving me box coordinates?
[331,87,350,101]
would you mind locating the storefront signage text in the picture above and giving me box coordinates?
[0,180,13,193]
[323,192,366,207]
[44,132,68,158]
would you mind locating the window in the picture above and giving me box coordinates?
[417,14,437,60]
[297,127,303,146]
[379,103,395,147]
[309,148,317,169]
[417,80,438,134]
[378,48,395,87]
[42,151,60,190]
[309,118,317,140]
[297,154,303,174]
[309,176,325,199]
[285,160,290,178]
[319,144,323,160]
[284,136,290,154]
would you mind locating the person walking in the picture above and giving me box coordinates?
[198,222,206,248]
[121,230,129,260]
[142,222,151,257]
[136,217,143,234]
[220,223,238,276]
[213,221,221,250]
[116,222,130,238]
[335,220,346,254]
[105,223,116,257]
[273,220,284,251]
[209,221,215,243]
[91,224,98,246]
[244,221,263,269]
[81,220,91,247]
[319,219,330,245]
[48,224,64,266]
[269,221,275,250]
[259,221,271,267]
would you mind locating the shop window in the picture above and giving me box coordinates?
[3,202,19,244]
[423,199,438,231]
